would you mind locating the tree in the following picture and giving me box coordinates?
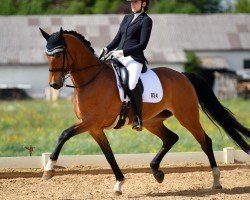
[151,0,200,13]
[92,0,123,14]
[177,0,223,13]
[184,51,202,74]
[0,0,226,15]
[235,0,250,13]
[45,0,87,14]
[16,0,49,15]
[0,0,17,15]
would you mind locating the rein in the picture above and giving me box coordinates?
[65,65,105,88]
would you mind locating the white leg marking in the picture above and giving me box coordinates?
[113,180,125,195]
[212,167,222,189]
[44,159,57,171]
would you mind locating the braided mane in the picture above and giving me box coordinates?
[63,30,95,54]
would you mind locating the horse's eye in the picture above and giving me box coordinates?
[54,53,61,58]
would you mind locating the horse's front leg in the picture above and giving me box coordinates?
[90,129,125,196]
[42,122,87,180]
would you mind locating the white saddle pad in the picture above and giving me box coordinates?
[113,68,163,103]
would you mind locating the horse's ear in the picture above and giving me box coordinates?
[53,27,64,42]
[59,27,63,39]
[59,27,64,37]
[59,27,67,47]
[39,28,50,41]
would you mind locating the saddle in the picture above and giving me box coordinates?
[110,58,145,129]
[111,59,144,96]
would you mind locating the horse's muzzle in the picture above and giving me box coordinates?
[49,82,62,90]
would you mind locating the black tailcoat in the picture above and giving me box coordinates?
[106,12,152,68]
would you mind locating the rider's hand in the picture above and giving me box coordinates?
[112,50,124,58]
[100,48,108,58]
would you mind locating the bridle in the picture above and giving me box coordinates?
[47,47,70,82]
[47,46,105,88]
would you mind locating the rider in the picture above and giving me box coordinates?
[100,0,152,131]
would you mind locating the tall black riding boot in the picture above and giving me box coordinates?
[129,85,143,131]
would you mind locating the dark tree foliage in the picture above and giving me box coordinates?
[184,51,202,75]
[0,0,124,15]
[150,0,199,13]
[0,0,249,15]
[234,0,250,13]
[177,0,222,13]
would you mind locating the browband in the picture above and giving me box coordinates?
[46,45,65,55]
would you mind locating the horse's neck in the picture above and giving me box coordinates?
[66,36,101,86]
[75,47,99,68]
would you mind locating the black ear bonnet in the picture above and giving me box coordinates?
[45,32,67,55]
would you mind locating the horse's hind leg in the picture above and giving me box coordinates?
[144,117,179,183]
[203,134,222,189]
[173,104,222,189]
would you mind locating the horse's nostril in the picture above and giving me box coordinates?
[49,83,61,89]
[49,83,56,87]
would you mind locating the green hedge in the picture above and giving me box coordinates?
[0,98,249,157]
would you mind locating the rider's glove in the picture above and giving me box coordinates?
[112,50,124,58]
[99,48,108,58]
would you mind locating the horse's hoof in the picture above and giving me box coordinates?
[212,185,223,189]
[114,191,122,196]
[153,170,164,183]
[42,170,55,180]
[113,180,124,196]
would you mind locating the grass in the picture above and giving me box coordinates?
[0,98,249,157]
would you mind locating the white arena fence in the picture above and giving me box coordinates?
[0,147,249,169]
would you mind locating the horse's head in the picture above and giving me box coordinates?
[40,27,74,90]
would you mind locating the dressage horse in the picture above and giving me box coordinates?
[40,28,249,195]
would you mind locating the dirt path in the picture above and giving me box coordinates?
[0,164,249,200]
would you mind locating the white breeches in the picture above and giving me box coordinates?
[118,56,143,90]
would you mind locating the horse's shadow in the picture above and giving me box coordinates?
[146,186,250,198]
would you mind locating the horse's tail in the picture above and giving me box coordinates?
[183,72,250,154]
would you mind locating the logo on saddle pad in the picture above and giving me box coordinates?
[151,93,158,98]
[113,68,163,103]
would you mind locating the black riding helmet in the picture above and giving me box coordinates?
[126,0,150,12]
[126,0,149,4]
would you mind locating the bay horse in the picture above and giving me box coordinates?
[39,27,250,195]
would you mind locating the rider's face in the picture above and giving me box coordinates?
[131,0,143,13]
